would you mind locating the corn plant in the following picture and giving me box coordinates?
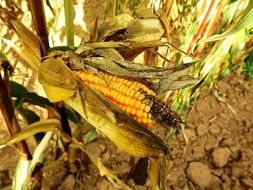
[0,0,252,190]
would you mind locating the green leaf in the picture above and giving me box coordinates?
[10,81,28,98]
[14,96,25,109]
[49,46,75,52]
[83,128,98,143]
[202,3,253,42]
[243,50,253,79]
[11,81,51,108]
[23,92,50,107]
[64,0,74,46]
[15,92,51,108]
[64,106,81,124]
[18,107,40,124]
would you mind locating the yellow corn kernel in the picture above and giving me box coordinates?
[134,101,142,109]
[144,105,151,112]
[130,107,137,115]
[142,117,148,125]
[123,96,131,106]
[129,99,136,107]
[136,109,144,118]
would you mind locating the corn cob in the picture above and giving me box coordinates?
[74,70,182,128]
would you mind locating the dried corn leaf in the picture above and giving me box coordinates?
[0,8,40,57]
[117,40,165,60]
[2,38,41,71]
[75,42,128,54]
[148,157,160,190]
[39,57,77,102]
[124,18,164,42]
[155,9,171,39]
[153,62,198,93]
[83,0,105,34]
[11,20,41,59]
[97,13,134,40]
[90,48,165,72]
[71,48,196,91]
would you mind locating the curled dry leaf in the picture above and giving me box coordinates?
[71,47,197,91]
[0,8,41,71]
[124,18,164,42]
[97,13,134,40]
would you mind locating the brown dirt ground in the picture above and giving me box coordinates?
[0,73,253,190]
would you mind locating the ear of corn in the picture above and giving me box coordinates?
[74,70,183,128]
[39,57,168,158]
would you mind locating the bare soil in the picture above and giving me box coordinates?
[0,74,253,190]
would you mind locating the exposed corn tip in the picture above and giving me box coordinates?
[74,70,183,128]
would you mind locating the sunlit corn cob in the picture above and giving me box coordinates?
[74,70,182,128]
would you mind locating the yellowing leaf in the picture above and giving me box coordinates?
[65,90,87,120]
[39,57,77,89]
[1,38,40,71]
[0,119,60,149]
[11,19,41,59]
[148,157,160,190]
[43,84,76,102]
[79,87,167,157]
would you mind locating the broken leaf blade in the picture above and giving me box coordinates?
[0,119,60,149]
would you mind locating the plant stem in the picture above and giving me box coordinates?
[27,0,49,55]
[0,66,32,159]
[113,0,116,16]
[64,0,74,46]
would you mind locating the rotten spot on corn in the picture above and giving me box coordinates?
[74,69,183,128]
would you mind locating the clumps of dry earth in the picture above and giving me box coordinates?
[167,74,253,189]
